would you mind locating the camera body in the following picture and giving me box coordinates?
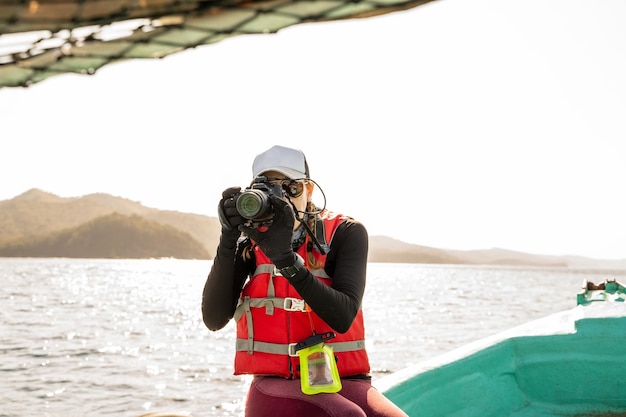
[235,177,285,222]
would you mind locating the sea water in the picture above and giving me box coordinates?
[2,258,625,417]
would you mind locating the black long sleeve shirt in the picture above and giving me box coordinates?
[201,218,368,334]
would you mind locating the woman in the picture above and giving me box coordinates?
[202,145,408,417]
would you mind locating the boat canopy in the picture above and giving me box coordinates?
[0,0,436,88]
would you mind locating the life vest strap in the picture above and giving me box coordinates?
[236,338,367,357]
[254,264,275,276]
[234,296,308,321]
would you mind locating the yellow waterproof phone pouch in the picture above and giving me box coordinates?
[296,332,342,395]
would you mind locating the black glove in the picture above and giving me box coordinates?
[218,187,245,243]
[239,195,295,269]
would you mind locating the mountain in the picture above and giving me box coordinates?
[0,188,220,257]
[368,236,463,264]
[0,213,209,259]
[1,189,625,268]
[368,236,626,269]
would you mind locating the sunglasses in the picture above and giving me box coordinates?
[265,178,306,198]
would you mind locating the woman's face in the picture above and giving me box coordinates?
[262,171,312,228]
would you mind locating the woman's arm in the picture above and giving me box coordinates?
[287,219,368,333]
[201,237,251,331]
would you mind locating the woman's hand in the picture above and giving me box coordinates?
[218,187,245,242]
[239,195,295,269]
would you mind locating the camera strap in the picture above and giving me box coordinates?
[293,210,327,255]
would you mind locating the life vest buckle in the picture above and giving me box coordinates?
[284,297,306,312]
[288,343,299,357]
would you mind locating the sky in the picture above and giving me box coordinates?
[1,0,626,260]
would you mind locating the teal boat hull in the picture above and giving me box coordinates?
[376,281,626,417]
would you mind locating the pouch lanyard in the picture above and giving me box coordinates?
[295,331,336,352]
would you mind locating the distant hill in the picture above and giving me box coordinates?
[368,236,463,264]
[0,188,220,257]
[1,189,625,268]
[368,235,626,269]
[0,212,209,259]
[368,236,570,266]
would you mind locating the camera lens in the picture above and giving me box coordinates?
[236,190,272,220]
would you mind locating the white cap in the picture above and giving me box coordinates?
[252,145,310,179]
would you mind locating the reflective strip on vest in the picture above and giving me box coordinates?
[235,338,367,356]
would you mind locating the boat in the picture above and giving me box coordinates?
[374,279,626,417]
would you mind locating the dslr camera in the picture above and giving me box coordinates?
[235,177,286,222]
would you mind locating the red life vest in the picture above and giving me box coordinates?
[233,210,370,379]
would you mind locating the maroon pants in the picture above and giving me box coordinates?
[245,376,408,417]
